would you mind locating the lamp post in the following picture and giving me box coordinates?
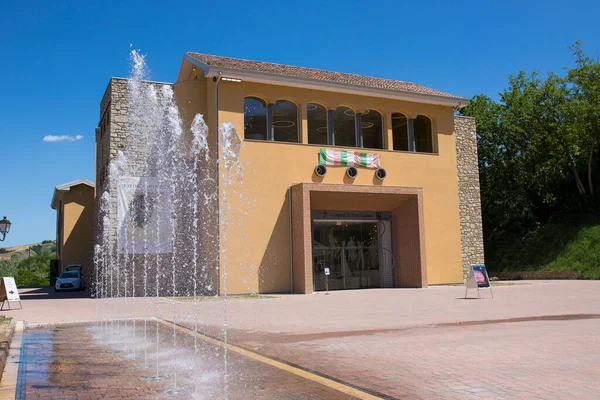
[0,217,11,242]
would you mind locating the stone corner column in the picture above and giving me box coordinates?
[454,116,485,280]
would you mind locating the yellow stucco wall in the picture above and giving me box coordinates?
[178,78,463,294]
[61,185,95,274]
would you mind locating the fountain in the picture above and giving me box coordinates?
[92,49,243,398]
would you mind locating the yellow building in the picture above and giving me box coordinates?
[51,179,95,277]
[96,54,484,295]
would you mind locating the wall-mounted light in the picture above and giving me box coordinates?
[221,77,242,83]
[314,164,327,177]
[346,166,358,179]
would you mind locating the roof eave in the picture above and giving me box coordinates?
[198,65,468,108]
[183,54,210,77]
[51,189,65,210]
[51,179,95,209]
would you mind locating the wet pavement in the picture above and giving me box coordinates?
[18,322,354,399]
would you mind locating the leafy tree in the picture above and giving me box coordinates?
[568,41,600,195]
[460,42,600,267]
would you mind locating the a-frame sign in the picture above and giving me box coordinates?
[0,277,22,310]
[464,264,494,299]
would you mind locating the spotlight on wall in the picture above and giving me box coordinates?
[346,166,358,179]
[375,168,387,180]
[314,164,327,177]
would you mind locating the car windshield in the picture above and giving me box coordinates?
[59,272,78,279]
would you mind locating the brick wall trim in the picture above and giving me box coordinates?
[291,183,427,293]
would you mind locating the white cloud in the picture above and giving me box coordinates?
[43,135,84,142]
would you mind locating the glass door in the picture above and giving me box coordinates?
[312,220,380,291]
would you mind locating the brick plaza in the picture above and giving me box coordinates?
[5,281,600,399]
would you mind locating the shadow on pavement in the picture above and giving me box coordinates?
[17,286,88,300]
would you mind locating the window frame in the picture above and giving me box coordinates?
[307,102,329,146]
[413,114,434,153]
[332,105,358,148]
[391,112,410,151]
[271,99,300,143]
[243,96,268,141]
[360,108,385,150]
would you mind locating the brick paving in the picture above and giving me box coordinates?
[7,281,600,399]
[219,317,600,399]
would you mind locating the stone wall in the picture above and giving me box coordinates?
[454,116,485,280]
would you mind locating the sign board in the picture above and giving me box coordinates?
[117,176,173,254]
[311,210,392,221]
[324,268,330,276]
[0,277,22,310]
[465,264,493,299]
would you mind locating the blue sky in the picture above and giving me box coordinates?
[1,0,599,247]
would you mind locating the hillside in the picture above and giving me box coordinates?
[487,214,600,279]
[0,241,56,286]
[0,240,56,261]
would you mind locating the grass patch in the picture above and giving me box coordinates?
[487,213,600,279]
[0,316,12,341]
[542,224,600,279]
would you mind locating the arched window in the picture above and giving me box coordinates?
[333,106,356,147]
[244,97,267,140]
[361,109,383,149]
[272,100,299,142]
[392,113,408,151]
[414,115,433,153]
[307,103,328,145]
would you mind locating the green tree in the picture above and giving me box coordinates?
[568,41,600,195]
[461,41,600,270]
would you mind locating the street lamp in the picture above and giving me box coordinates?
[0,217,11,242]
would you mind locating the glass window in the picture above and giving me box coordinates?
[244,97,267,140]
[414,115,433,153]
[272,100,299,142]
[307,103,328,145]
[59,272,79,279]
[392,113,408,151]
[333,106,356,147]
[312,220,380,291]
[361,109,383,149]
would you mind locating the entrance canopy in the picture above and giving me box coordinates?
[290,183,427,294]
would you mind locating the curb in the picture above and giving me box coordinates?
[0,320,16,382]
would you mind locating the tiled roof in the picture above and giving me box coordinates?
[186,53,461,99]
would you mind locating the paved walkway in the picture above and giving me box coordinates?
[2,281,600,399]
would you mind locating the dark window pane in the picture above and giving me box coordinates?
[414,115,433,153]
[392,113,408,151]
[361,109,383,149]
[307,103,328,145]
[333,106,356,147]
[244,97,267,140]
[273,100,299,142]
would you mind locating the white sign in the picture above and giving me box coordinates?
[2,277,19,301]
[324,268,330,276]
[117,177,173,254]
